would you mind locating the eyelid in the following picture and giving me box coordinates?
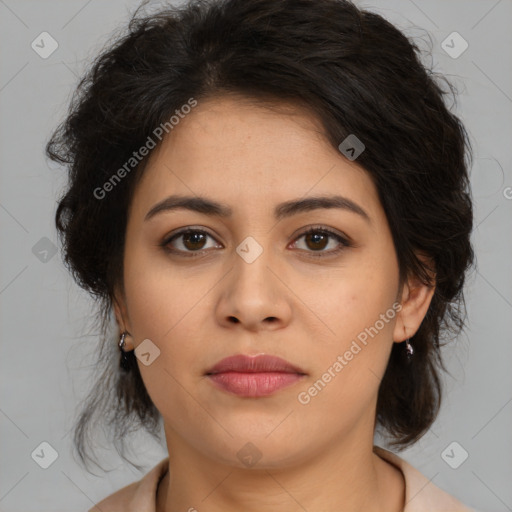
[160,226,220,254]
[290,225,353,257]
[160,224,353,257]
[290,224,351,245]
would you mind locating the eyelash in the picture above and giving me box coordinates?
[160,226,353,259]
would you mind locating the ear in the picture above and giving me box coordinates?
[393,254,436,343]
[112,286,134,350]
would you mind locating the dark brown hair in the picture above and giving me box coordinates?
[46,0,475,471]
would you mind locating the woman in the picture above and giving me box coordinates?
[46,0,478,510]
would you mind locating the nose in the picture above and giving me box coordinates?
[215,243,293,333]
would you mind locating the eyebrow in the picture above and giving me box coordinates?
[144,194,371,224]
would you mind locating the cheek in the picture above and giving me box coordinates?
[122,243,211,376]
[124,274,198,363]
[123,241,189,336]
[319,261,398,344]
[309,255,399,394]
[122,265,204,424]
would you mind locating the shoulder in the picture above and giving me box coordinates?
[88,458,169,512]
[90,450,480,512]
[374,446,478,512]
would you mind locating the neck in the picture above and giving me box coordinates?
[156,429,405,512]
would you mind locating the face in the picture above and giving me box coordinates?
[114,95,434,468]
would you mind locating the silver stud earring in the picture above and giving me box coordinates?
[119,331,131,372]
[405,337,414,359]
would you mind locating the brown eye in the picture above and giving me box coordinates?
[304,231,329,251]
[292,227,351,257]
[162,229,220,256]
[181,231,208,250]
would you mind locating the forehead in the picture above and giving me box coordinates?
[130,95,382,224]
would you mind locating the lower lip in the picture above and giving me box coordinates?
[207,372,305,397]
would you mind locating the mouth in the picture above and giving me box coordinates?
[205,354,307,397]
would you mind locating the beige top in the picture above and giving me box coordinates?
[89,446,478,512]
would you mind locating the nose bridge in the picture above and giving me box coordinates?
[217,233,290,329]
[232,233,277,300]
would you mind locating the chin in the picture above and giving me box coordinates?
[196,429,317,470]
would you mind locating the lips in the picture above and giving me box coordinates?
[205,354,306,375]
[205,354,307,397]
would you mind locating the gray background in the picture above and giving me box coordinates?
[1,0,511,510]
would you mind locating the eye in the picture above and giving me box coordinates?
[160,228,220,257]
[160,225,352,258]
[290,226,352,257]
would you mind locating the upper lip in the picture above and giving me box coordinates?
[205,354,307,375]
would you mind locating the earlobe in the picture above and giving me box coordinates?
[112,289,134,350]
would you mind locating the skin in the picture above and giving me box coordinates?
[113,94,435,512]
